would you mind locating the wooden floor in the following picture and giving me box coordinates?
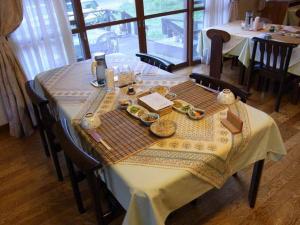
[0,63,300,225]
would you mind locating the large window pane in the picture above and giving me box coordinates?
[87,22,139,56]
[145,13,187,64]
[80,0,136,26]
[143,0,186,15]
[193,10,204,60]
[72,34,85,61]
[65,0,77,29]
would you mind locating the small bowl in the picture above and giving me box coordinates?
[140,113,160,126]
[187,108,205,120]
[165,92,177,100]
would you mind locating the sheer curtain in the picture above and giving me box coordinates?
[9,0,76,79]
[204,0,231,27]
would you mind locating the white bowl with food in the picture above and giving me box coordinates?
[140,113,160,126]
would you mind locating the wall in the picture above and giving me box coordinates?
[238,0,260,19]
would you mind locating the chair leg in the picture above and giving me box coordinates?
[275,79,285,112]
[38,128,50,157]
[239,64,246,85]
[50,146,64,181]
[65,154,85,214]
[248,160,264,208]
[87,174,107,225]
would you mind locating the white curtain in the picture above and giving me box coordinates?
[204,0,231,27]
[9,0,76,79]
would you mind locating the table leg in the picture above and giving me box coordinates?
[248,160,265,208]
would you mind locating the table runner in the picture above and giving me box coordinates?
[122,101,251,188]
[73,80,251,188]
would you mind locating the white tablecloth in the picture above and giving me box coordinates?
[35,53,286,225]
[198,21,300,76]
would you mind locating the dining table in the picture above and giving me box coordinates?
[35,53,286,225]
[198,21,300,76]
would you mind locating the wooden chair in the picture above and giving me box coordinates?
[25,80,63,181]
[260,1,289,24]
[54,119,123,225]
[190,73,250,103]
[136,53,175,72]
[206,29,231,79]
[246,37,297,112]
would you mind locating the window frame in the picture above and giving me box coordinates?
[69,0,204,67]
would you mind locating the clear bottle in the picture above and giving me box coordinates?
[94,52,107,86]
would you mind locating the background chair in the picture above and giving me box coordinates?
[246,37,297,112]
[260,1,289,24]
[206,29,231,80]
[54,119,123,225]
[25,80,63,181]
[136,53,175,72]
[190,73,250,103]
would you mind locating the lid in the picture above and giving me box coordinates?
[94,52,105,61]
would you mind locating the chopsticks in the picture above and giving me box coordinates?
[87,129,112,150]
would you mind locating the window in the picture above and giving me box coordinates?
[65,0,205,66]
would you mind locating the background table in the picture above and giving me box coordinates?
[198,21,300,76]
[284,5,300,26]
[35,53,286,225]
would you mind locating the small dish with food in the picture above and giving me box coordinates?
[187,108,205,120]
[127,104,149,119]
[150,120,177,137]
[172,99,193,114]
[140,113,160,126]
[165,92,177,100]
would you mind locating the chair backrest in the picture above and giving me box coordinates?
[54,119,101,173]
[190,73,250,103]
[136,53,175,72]
[260,1,289,24]
[206,29,231,79]
[25,80,55,128]
[251,37,297,74]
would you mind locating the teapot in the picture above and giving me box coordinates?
[217,89,236,105]
[80,113,101,130]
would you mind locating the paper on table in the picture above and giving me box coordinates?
[139,92,173,111]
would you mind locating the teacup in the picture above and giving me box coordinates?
[217,89,236,105]
[80,113,101,130]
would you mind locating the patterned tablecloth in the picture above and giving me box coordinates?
[35,53,286,225]
[198,21,300,76]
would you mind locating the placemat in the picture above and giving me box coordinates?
[171,81,226,116]
[74,109,159,165]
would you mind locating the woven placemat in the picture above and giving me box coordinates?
[74,109,159,165]
[171,81,226,116]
